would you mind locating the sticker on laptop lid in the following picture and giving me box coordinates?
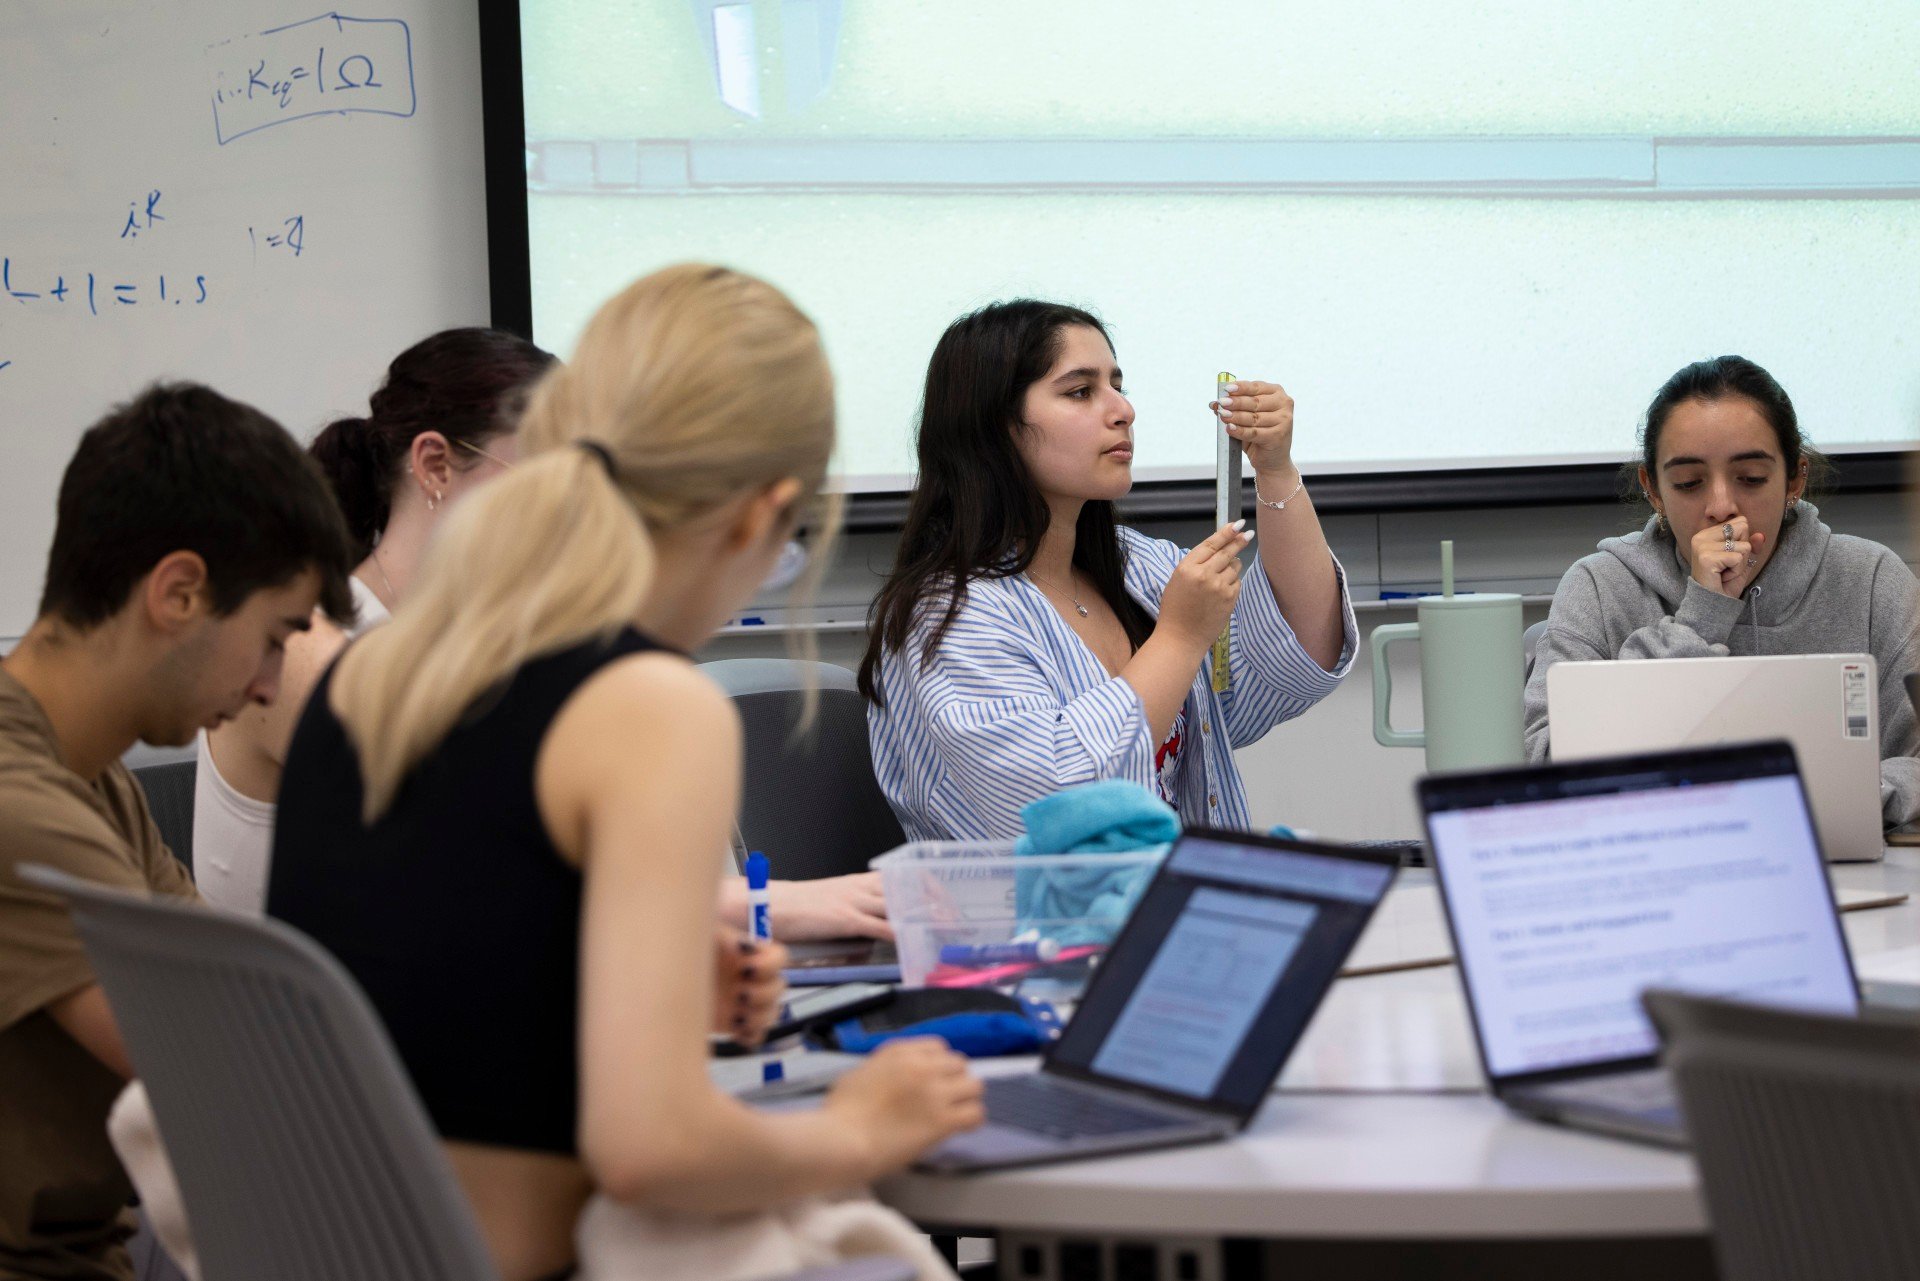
[1843,663,1872,740]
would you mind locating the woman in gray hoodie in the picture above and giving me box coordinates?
[1525,355,1920,827]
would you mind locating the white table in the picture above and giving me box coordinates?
[876,850,1920,1279]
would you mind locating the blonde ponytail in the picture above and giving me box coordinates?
[331,263,836,820]
[333,448,653,819]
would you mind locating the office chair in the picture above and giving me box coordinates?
[129,759,195,873]
[21,866,913,1281]
[1521,619,1548,682]
[703,659,907,879]
[1644,988,1920,1281]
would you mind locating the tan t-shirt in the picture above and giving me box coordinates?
[0,666,196,1281]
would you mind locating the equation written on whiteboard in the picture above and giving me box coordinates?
[0,193,307,373]
[4,257,210,315]
[210,12,416,145]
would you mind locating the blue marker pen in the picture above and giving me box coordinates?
[744,852,778,1083]
[939,940,1061,967]
[745,851,772,943]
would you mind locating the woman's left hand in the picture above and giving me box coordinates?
[1212,379,1296,476]
[712,925,789,1047]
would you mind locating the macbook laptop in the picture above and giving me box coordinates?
[1420,742,1860,1147]
[1549,653,1884,861]
[919,828,1398,1172]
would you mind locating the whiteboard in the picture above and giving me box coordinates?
[0,2,489,636]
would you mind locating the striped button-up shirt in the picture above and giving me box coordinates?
[868,527,1358,841]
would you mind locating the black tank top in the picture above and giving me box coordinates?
[268,627,666,1155]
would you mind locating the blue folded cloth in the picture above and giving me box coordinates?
[1013,781,1177,944]
[1014,779,1182,856]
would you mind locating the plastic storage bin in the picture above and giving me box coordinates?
[872,840,1164,987]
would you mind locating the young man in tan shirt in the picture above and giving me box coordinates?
[0,383,354,1280]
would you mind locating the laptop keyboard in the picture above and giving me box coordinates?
[986,1075,1189,1140]
[1530,1067,1676,1113]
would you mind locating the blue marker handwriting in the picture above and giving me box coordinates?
[249,215,306,258]
[5,258,208,317]
[119,190,166,240]
[210,14,416,145]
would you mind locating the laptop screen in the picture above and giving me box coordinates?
[1422,743,1859,1084]
[1047,830,1397,1117]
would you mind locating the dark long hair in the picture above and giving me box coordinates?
[1619,354,1828,516]
[309,328,556,560]
[859,300,1154,706]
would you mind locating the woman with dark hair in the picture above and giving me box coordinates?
[1524,355,1920,825]
[198,327,892,936]
[195,328,551,911]
[861,300,1355,840]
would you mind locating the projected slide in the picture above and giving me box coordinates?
[519,2,1920,489]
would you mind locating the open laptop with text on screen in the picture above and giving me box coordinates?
[918,829,1398,1173]
[1420,742,1859,1147]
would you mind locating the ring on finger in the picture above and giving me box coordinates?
[1723,538,1734,551]
[1722,523,1734,539]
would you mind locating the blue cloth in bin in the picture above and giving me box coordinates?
[1013,781,1177,944]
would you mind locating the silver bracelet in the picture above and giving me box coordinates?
[1254,473,1305,510]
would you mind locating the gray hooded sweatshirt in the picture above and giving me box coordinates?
[1525,502,1920,826]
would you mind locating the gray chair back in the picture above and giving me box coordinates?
[703,659,906,880]
[130,760,195,873]
[1645,988,1920,1281]
[1521,619,1548,682]
[18,865,500,1281]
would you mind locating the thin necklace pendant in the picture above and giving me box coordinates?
[1032,570,1091,619]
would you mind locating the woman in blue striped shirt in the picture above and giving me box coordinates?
[859,300,1357,841]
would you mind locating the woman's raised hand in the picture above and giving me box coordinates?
[1212,379,1296,475]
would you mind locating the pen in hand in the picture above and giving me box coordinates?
[745,852,784,1082]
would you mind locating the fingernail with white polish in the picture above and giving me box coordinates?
[1222,383,1239,395]
[1231,518,1248,531]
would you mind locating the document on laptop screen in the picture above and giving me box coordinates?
[1431,773,1857,1078]
[1090,889,1317,1098]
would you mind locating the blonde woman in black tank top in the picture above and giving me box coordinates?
[270,268,984,1281]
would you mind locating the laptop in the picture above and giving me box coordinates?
[1420,742,1860,1147]
[918,828,1398,1172]
[1549,653,1884,861]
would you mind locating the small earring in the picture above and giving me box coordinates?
[428,490,442,512]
